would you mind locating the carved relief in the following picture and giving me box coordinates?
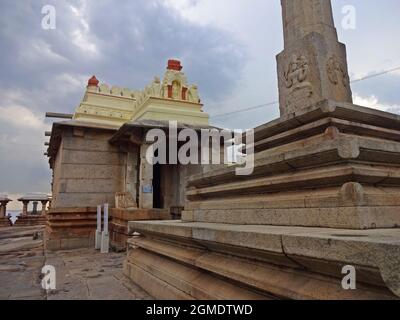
[162,70,188,101]
[282,54,313,112]
[134,65,201,109]
[284,54,310,89]
[172,80,181,100]
[188,85,200,103]
[327,56,349,87]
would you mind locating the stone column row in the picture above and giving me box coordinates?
[21,200,49,216]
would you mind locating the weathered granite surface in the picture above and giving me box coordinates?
[184,100,400,230]
[45,248,151,300]
[0,217,11,228]
[122,0,400,300]
[14,215,46,227]
[0,226,45,300]
[110,208,170,251]
[127,221,400,299]
[0,226,151,300]
[45,207,99,251]
[277,0,352,115]
[48,125,124,208]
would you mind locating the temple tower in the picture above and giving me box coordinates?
[277,0,353,115]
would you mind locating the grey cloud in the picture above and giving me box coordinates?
[84,0,246,98]
[352,73,400,107]
[0,117,50,194]
[0,0,245,110]
[0,0,246,195]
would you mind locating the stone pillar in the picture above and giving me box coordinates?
[125,147,139,204]
[281,0,338,46]
[0,202,7,217]
[139,144,153,209]
[22,201,29,216]
[41,201,48,215]
[277,0,352,116]
[32,201,39,215]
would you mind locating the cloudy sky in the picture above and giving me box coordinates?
[0,0,399,209]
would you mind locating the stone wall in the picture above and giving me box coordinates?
[51,127,125,208]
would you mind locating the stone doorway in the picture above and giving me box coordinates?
[153,163,162,209]
[152,163,183,217]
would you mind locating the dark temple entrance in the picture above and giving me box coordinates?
[153,163,162,209]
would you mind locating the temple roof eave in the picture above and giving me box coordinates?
[109,119,221,145]
[46,120,121,159]
[0,195,12,202]
[18,193,50,202]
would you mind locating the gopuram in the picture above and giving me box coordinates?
[123,0,400,299]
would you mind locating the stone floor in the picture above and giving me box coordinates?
[0,226,152,300]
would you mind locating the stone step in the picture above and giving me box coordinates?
[187,164,400,200]
[127,220,400,297]
[188,132,400,189]
[127,236,396,300]
[0,217,12,228]
[183,184,400,229]
[182,206,400,229]
[254,117,400,153]
[124,245,271,300]
[252,100,400,143]
[185,186,400,210]
[109,208,171,251]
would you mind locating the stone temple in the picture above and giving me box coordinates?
[46,59,213,251]
[41,0,399,299]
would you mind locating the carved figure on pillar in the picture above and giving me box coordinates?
[277,0,353,116]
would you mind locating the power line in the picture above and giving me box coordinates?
[351,66,400,83]
[210,65,400,119]
[210,101,279,119]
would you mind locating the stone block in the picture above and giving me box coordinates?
[62,136,118,152]
[60,164,124,180]
[109,208,170,250]
[61,178,122,193]
[53,193,116,208]
[45,208,98,251]
[62,150,125,165]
